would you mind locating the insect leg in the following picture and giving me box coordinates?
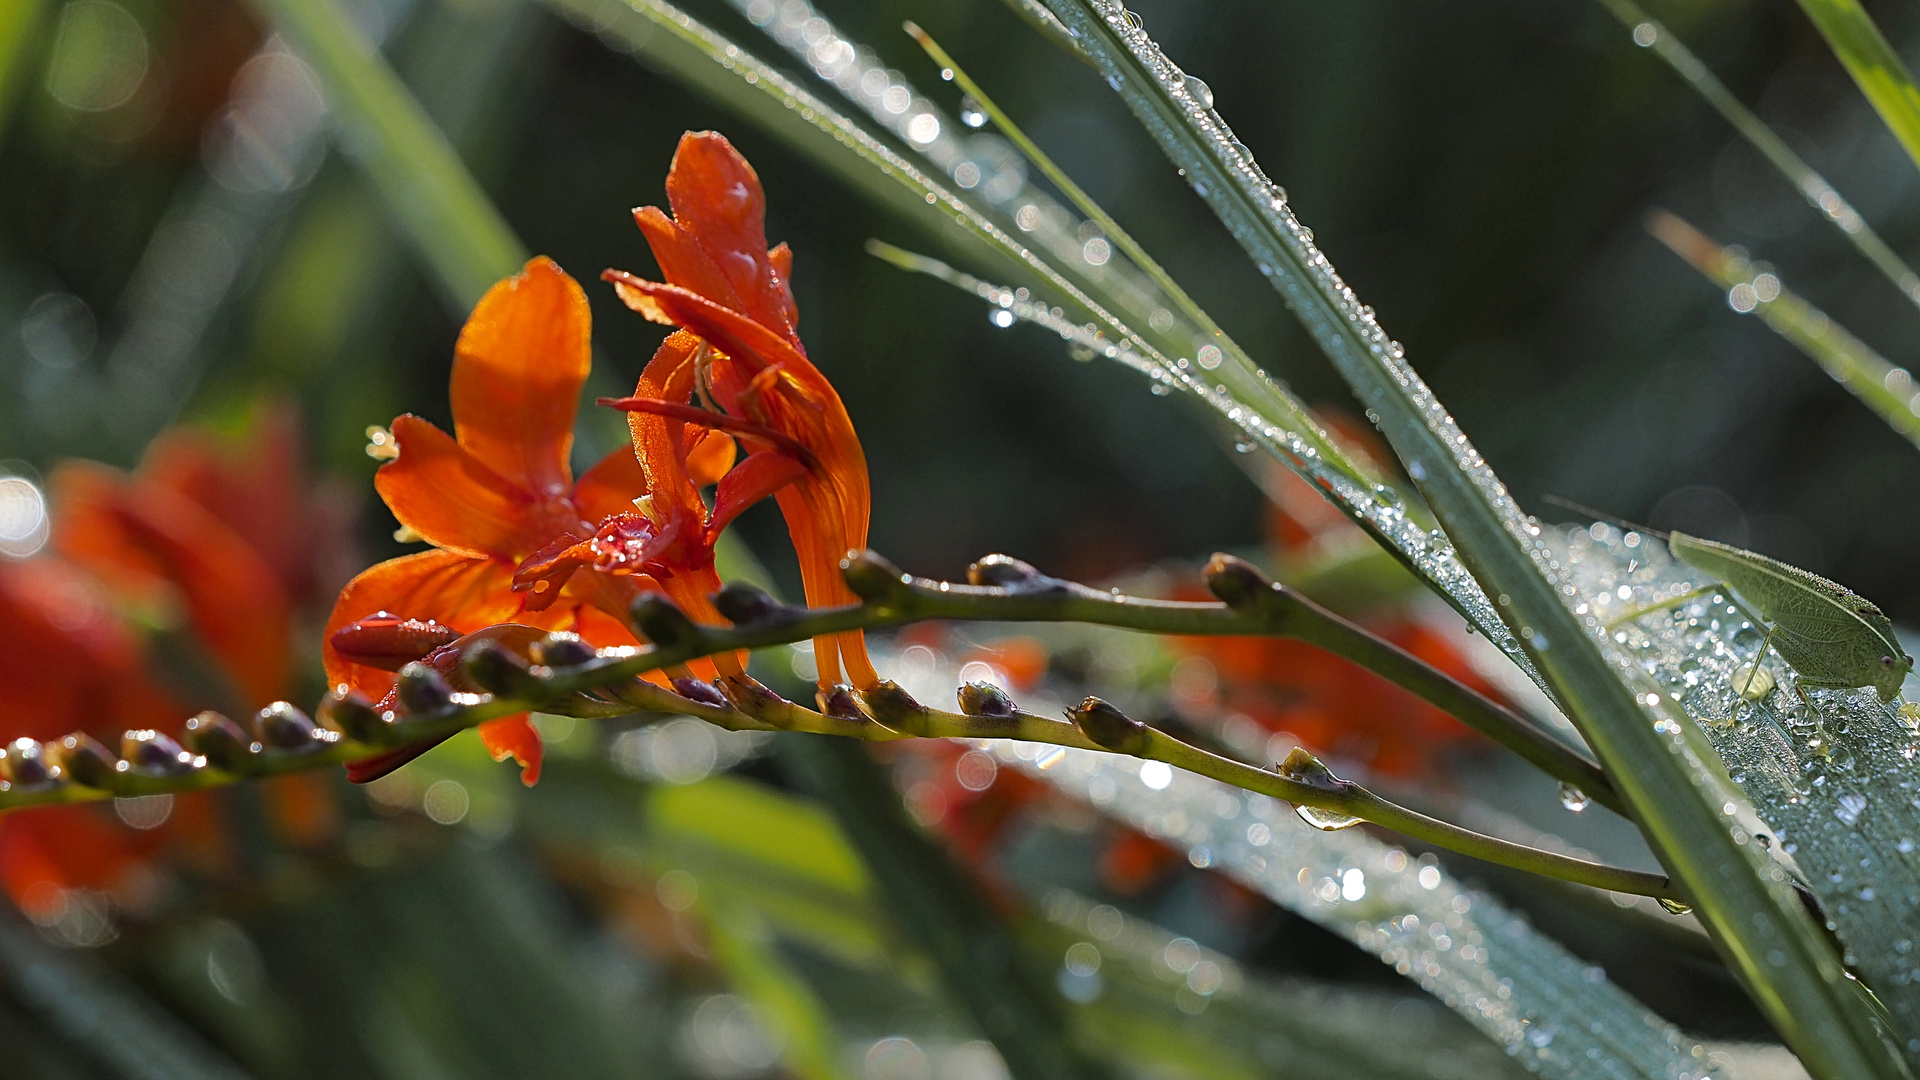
[1740,623,1777,700]
[1602,584,1721,630]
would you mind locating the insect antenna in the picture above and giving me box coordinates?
[1540,494,1672,541]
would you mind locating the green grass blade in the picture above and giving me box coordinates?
[1040,2,1907,1075]
[550,0,1572,674]
[1647,210,1920,451]
[0,0,47,142]
[1596,0,1920,308]
[1792,0,1920,176]
[245,0,526,309]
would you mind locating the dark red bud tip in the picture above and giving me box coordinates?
[817,684,863,720]
[330,612,463,672]
[53,733,118,788]
[1070,696,1150,755]
[956,681,1015,717]
[1203,553,1277,607]
[716,673,784,714]
[713,581,786,625]
[185,711,256,771]
[856,680,930,735]
[121,729,195,776]
[671,677,731,709]
[396,662,455,714]
[630,594,698,650]
[841,550,911,605]
[2,738,57,788]
[317,688,385,742]
[463,639,540,697]
[256,702,332,753]
[532,632,597,669]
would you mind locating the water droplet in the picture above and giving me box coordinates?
[1182,73,1213,109]
[989,308,1014,329]
[1122,8,1143,29]
[1835,791,1868,826]
[1733,662,1774,701]
[959,95,986,128]
[1557,784,1590,813]
[1657,898,1692,915]
[1294,805,1362,831]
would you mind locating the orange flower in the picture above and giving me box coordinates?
[323,257,661,783]
[600,131,878,691]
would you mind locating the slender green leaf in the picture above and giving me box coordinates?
[245,0,526,309]
[0,0,47,141]
[1793,0,1920,177]
[1647,210,1920,451]
[1037,1,1906,1075]
[1597,0,1920,308]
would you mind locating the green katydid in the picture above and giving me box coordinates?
[1544,497,1913,704]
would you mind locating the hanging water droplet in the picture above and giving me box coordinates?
[1122,7,1144,29]
[1233,441,1253,454]
[1557,784,1590,813]
[1149,383,1171,396]
[1229,140,1252,161]
[960,95,987,128]
[1733,662,1774,701]
[1182,73,1213,109]
[989,308,1015,329]
[1657,898,1692,915]
[1294,805,1362,831]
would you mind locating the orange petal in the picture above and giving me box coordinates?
[51,462,291,708]
[664,132,800,346]
[632,207,745,316]
[376,415,541,559]
[707,451,806,540]
[574,443,650,523]
[322,550,528,698]
[479,716,544,786]
[685,430,737,488]
[767,242,799,331]
[450,257,593,498]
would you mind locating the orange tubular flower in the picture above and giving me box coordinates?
[323,257,667,783]
[601,131,878,691]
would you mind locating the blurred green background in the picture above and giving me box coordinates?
[1,0,1911,1074]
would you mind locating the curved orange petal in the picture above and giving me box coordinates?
[685,430,737,487]
[633,207,745,317]
[376,415,544,559]
[574,443,650,524]
[707,451,806,540]
[626,331,710,534]
[478,717,543,786]
[322,550,528,698]
[450,257,592,498]
[663,132,800,347]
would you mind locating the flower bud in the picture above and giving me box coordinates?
[956,681,1015,717]
[255,702,330,753]
[839,550,911,605]
[2,738,57,788]
[53,733,118,788]
[1203,552,1279,608]
[713,581,785,625]
[463,639,540,697]
[121,730,195,775]
[317,688,385,742]
[1070,696,1149,755]
[817,684,863,720]
[670,677,730,709]
[966,553,1050,591]
[857,679,930,736]
[1275,746,1345,793]
[396,661,455,714]
[185,711,256,771]
[630,594,697,650]
[329,611,462,671]
[532,632,596,669]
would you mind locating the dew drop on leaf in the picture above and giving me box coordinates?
[1657,898,1692,915]
[1557,783,1590,813]
[1182,73,1213,109]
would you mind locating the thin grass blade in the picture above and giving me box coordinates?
[1597,0,1920,308]
[1792,0,1920,176]
[1647,210,1920,451]
[1038,2,1907,1074]
[245,0,525,309]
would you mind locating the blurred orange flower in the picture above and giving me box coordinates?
[323,256,661,783]
[602,131,877,691]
